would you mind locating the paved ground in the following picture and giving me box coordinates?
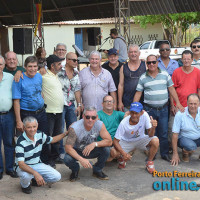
[1,149,200,200]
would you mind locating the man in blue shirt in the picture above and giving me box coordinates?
[12,56,49,164]
[171,94,200,166]
[16,116,67,194]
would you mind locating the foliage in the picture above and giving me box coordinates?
[133,12,200,46]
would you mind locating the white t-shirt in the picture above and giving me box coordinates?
[115,111,152,142]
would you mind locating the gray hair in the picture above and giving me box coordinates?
[83,106,97,115]
[4,51,17,59]
[128,44,140,53]
[56,43,67,51]
[187,93,200,102]
[23,116,38,127]
[89,50,102,60]
[0,55,5,64]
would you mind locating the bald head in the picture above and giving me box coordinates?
[66,52,78,68]
[5,51,18,71]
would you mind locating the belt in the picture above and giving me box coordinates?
[143,102,168,110]
[21,106,45,115]
[0,110,9,115]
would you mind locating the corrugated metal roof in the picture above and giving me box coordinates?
[0,0,199,26]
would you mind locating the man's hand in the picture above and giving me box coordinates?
[14,70,23,82]
[82,143,95,156]
[170,104,177,116]
[171,153,180,166]
[118,102,124,112]
[39,68,47,76]
[122,152,132,161]
[79,158,93,168]
[75,106,82,117]
[176,103,185,113]
[150,116,157,128]
[16,121,24,132]
[34,171,46,186]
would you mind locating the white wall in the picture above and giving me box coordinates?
[8,23,163,66]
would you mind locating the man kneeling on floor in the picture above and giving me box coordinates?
[113,102,159,173]
[15,116,68,194]
[64,107,112,181]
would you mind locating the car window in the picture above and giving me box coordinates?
[140,42,150,50]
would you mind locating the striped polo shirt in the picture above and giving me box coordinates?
[136,68,173,108]
[192,58,200,70]
[15,131,52,165]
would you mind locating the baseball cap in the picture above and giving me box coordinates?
[130,102,143,113]
[108,48,118,56]
[46,55,65,68]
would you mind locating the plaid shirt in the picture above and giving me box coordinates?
[58,68,81,106]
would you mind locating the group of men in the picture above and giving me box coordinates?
[0,36,200,194]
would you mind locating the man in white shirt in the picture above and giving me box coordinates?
[113,102,159,174]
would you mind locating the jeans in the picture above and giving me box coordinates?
[59,104,77,154]
[64,147,110,173]
[46,113,63,161]
[144,104,169,157]
[20,109,49,163]
[16,163,61,188]
[0,110,15,172]
[178,136,200,151]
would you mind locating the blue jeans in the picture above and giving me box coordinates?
[46,113,63,160]
[178,136,200,151]
[59,104,77,154]
[144,104,169,157]
[0,110,15,172]
[16,163,61,188]
[20,109,49,163]
[64,147,110,173]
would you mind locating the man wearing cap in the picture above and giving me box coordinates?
[113,102,159,174]
[42,55,65,167]
[12,56,49,164]
[102,48,123,95]
[133,55,184,162]
[110,28,128,63]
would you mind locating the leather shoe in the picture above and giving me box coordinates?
[0,172,3,180]
[93,171,109,180]
[70,170,79,182]
[161,154,171,162]
[6,171,18,178]
[21,185,32,194]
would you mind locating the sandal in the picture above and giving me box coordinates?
[146,161,155,174]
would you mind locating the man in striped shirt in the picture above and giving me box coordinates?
[133,55,184,162]
[15,116,67,194]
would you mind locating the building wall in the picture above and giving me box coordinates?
[8,23,163,66]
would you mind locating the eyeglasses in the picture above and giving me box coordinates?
[160,48,170,52]
[103,100,114,104]
[192,45,200,49]
[147,61,157,65]
[68,58,78,62]
[85,115,97,120]
[56,49,66,51]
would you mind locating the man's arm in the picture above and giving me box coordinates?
[133,91,142,102]
[113,138,132,161]
[171,133,180,166]
[65,128,93,168]
[74,90,83,116]
[13,99,23,132]
[82,123,112,156]
[18,161,45,186]
[168,86,184,112]
[198,88,200,98]
[110,91,117,110]
[118,66,124,111]
[51,131,68,144]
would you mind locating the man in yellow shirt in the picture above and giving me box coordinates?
[42,55,64,167]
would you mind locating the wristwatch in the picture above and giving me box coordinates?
[95,142,98,147]
[78,103,82,107]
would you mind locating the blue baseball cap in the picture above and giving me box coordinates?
[108,48,118,56]
[130,102,143,113]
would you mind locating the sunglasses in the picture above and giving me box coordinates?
[85,115,97,120]
[160,48,170,52]
[192,45,200,49]
[147,61,157,65]
[68,58,78,62]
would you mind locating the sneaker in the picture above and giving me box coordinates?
[182,149,190,162]
[92,171,109,180]
[21,185,32,194]
[146,161,155,174]
[31,178,38,187]
[117,157,126,169]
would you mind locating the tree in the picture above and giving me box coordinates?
[133,12,200,46]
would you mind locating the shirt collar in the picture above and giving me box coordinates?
[47,69,56,76]
[145,68,161,76]
[23,132,36,143]
[185,107,199,117]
